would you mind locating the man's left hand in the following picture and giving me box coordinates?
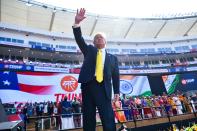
[114,94,120,101]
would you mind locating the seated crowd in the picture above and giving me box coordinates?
[1,56,197,70]
[0,58,81,68]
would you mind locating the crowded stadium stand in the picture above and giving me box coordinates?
[0,0,197,130]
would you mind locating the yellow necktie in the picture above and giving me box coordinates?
[96,49,103,83]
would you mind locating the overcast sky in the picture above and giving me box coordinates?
[34,0,197,18]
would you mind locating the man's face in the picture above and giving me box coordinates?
[93,33,106,49]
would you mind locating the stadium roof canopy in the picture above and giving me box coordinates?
[1,0,197,41]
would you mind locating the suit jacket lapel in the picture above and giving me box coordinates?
[104,51,110,76]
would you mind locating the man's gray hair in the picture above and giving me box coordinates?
[94,32,107,40]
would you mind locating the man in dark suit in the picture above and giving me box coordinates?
[72,8,120,131]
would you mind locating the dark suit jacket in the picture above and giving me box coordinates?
[73,27,120,99]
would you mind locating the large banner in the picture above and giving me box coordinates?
[120,75,152,96]
[0,71,81,103]
[0,63,34,71]
[162,73,197,94]
[0,71,152,103]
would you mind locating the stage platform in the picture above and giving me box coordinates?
[26,113,196,131]
[66,113,197,131]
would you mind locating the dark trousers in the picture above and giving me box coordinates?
[81,79,116,131]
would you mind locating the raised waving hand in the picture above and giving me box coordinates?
[75,8,86,24]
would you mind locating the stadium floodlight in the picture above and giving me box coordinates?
[26,2,32,7]
[42,5,47,8]
[53,8,57,13]
[25,1,32,6]
[62,9,67,12]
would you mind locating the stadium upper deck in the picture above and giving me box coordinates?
[1,0,197,74]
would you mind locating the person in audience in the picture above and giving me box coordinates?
[43,102,48,115]
[22,104,28,129]
[163,96,172,116]
[72,8,120,131]
[122,96,132,121]
[169,96,177,115]
[134,96,143,118]
[128,97,135,120]
[178,93,186,113]
[158,96,165,116]
[57,102,62,130]
[48,102,54,116]
[173,94,183,115]
[51,102,57,127]
[182,94,192,113]
[112,95,127,123]
[145,97,154,118]
[35,102,43,116]
[60,96,73,129]
[131,97,142,120]
[72,97,82,128]
[141,97,148,118]
[153,97,162,117]
[191,93,197,111]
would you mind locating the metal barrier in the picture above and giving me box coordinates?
[21,102,197,130]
